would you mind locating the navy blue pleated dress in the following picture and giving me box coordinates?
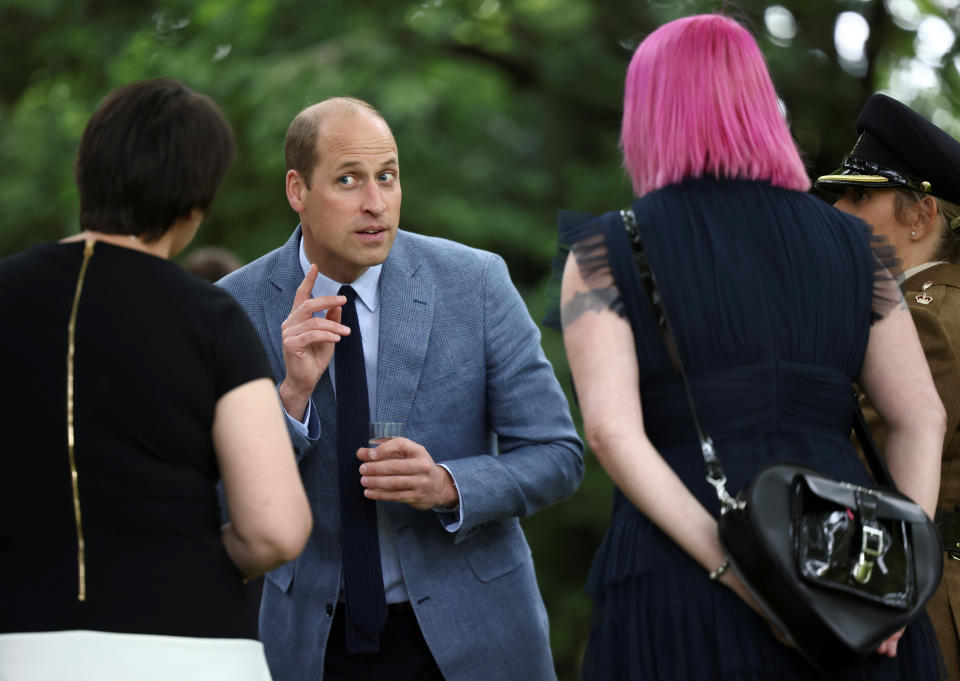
[548,178,944,681]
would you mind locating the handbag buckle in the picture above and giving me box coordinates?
[706,472,745,514]
[852,525,884,584]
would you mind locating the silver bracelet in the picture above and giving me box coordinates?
[708,559,730,581]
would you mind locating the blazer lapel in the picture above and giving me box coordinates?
[263,228,305,377]
[376,232,434,425]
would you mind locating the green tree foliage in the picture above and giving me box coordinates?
[2,1,957,677]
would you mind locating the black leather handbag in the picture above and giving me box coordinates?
[622,208,944,676]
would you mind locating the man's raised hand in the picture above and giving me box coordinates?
[278,264,350,420]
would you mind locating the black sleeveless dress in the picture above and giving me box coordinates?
[548,178,945,681]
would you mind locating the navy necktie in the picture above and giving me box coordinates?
[335,285,387,653]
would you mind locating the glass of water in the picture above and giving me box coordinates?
[369,422,405,446]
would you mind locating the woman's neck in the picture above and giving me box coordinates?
[61,230,172,259]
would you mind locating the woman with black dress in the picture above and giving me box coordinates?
[0,79,312,679]
[550,14,946,681]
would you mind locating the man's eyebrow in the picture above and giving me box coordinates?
[334,156,399,173]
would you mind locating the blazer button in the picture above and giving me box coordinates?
[325,603,334,616]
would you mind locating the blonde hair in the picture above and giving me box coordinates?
[894,188,960,264]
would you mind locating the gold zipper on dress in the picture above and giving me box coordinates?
[66,239,95,602]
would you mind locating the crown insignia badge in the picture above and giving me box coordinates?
[915,293,933,305]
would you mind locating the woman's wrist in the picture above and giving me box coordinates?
[708,558,730,581]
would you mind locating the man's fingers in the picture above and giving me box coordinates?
[356,438,425,462]
[287,295,347,326]
[283,316,350,340]
[362,486,439,511]
[326,302,343,325]
[292,263,319,308]
[300,295,347,316]
[361,475,434,496]
[354,439,443,511]
[361,474,423,491]
[359,458,428,477]
[282,329,345,353]
[363,488,419,504]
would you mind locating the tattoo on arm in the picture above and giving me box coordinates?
[561,288,618,326]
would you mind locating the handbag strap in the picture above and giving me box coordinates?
[621,208,741,512]
[620,208,897,512]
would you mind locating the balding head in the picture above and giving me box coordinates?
[284,97,392,188]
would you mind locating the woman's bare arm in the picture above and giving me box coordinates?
[213,378,312,579]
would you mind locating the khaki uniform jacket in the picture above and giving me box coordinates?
[863,262,960,677]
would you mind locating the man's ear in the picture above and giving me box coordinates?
[286,170,307,213]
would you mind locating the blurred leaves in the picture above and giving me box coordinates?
[2,0,958,677]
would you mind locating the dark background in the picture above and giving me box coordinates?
[3,0,958,677]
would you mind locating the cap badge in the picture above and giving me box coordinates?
[921,181,932,193]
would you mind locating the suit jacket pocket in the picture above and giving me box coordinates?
[265,559,296,593]
[465,523,531,583]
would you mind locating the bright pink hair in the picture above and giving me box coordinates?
[621,14,811,196]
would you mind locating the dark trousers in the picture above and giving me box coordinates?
[324,603,445,681]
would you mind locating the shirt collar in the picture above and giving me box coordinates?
[297,231,382,313]
[898,260,947,285]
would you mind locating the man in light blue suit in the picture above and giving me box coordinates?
[218,96,583,681]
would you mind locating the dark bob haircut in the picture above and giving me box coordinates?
[75,78,236,242]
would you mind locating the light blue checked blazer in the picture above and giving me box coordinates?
[218,227,583,681]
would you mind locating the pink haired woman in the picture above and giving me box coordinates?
[547,14,945,681]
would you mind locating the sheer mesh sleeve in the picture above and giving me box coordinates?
[862,223,906,323]
[544,210,625,330]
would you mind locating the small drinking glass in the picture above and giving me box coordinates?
[369,422,405,446]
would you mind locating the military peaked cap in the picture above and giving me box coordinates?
[816,93,960,206]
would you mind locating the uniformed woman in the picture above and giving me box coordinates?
[817,92,960,679]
